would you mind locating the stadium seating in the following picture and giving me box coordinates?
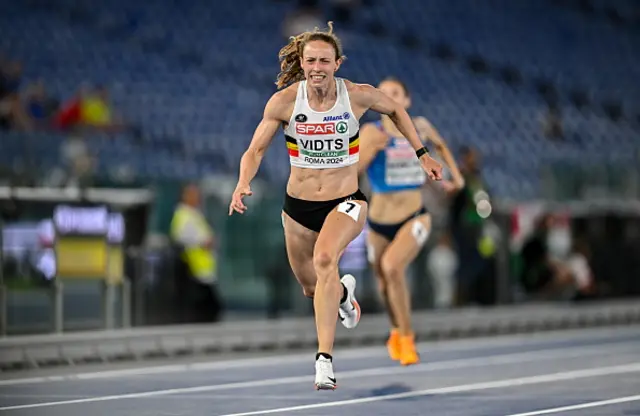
[354,0,640,107]
[1,0,638,199]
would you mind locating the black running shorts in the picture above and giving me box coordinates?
[283,189,368,233]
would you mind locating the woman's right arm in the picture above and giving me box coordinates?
[229,90,290,215]
[237,94,285,187]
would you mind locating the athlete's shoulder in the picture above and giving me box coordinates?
[412,115,433,130]
[343,80,382,109]
[412,115,445,145]
[343,79,375,94]
[266,83,299,120]
[271,82,299,104]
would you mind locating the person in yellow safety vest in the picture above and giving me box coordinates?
[170,184,222,323]
[170,184,217,284]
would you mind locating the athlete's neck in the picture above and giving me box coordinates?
[307,78,337,108]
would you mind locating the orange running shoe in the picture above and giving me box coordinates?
[386,329,401,361]
[399,334,420,366]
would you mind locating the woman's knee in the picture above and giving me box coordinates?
[312,249,337,277]
[380,253,404,284]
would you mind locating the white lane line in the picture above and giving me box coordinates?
[2,326,637,386]
[504,394,640,416]
[0,394,315,401]
[0,348,381,386]
[0,342,634,411]
[0,355,307,386]
[216,363,640,416]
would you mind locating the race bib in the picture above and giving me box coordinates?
[411,220,430,247]
[337,200,361,222]
[384,144,425,186]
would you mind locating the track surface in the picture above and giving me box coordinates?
[0,326,639,415]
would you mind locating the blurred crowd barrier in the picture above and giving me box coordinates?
[1,160,640,335]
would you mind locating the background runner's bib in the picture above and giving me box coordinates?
[283,78,360,169]
[384,138,426,186]
[367,120,426,193]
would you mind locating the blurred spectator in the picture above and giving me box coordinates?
[53,86,85,131]
[80,85,116,130]
[518,214,594,300]
[43,136,96,188]
[566,238,596,299]
[449,146,497,305]
[427,232,458,309]
[450,146,488,228]
[519,214,568,297]
[66,153,96,188]
[170,184,223,323]
[61,136,89,165]
[54,85,142,141]
[22,80,60,129]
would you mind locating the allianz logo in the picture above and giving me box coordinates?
[323,112,351,122]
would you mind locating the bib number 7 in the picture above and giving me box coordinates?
[337,200,361,222]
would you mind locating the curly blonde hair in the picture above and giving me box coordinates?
[275,21,346,89]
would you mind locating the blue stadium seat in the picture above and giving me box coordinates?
[1,0,638,199]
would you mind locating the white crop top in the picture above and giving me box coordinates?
[283,78,360,169]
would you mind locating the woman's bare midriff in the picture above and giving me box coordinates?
[368,189,423,224]
[286,165,359,201]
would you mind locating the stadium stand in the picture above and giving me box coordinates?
[1,0,638,200]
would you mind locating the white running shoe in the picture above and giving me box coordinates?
[315,356,337,390]
[338,274,361,329]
